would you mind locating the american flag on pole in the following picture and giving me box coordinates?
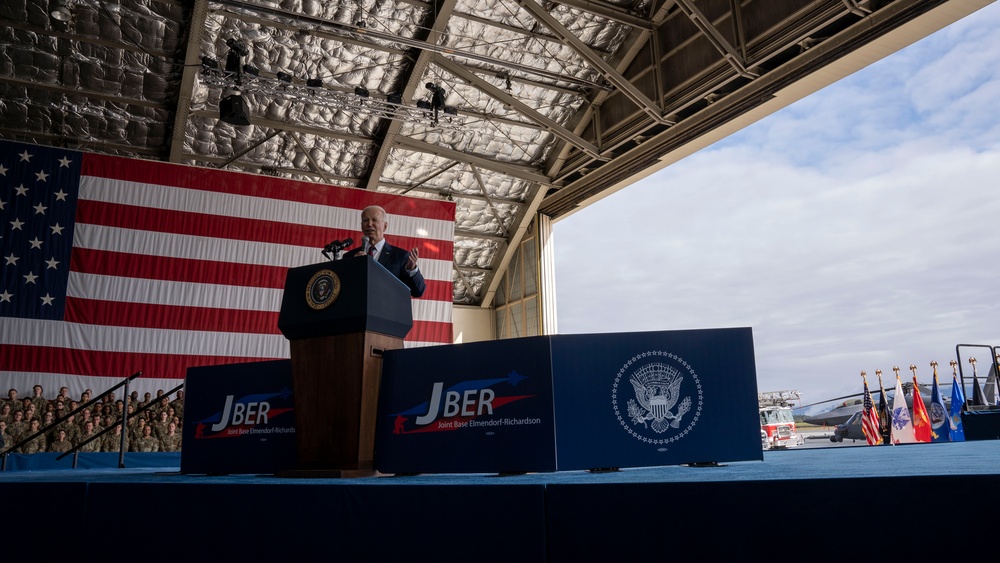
[861,376,882,446]
[1,140,454,397]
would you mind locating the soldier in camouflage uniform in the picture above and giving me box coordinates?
[77,408,94,432]
[30,385,48,415]
[129,417,147,448]
[41,411,58,447]
[159,422,182,452]
[0,402,11,425]
[102,423,129,453]
[59,414,81,446]
[152,410,171,439]
[135,424,159,452]
[0,420,12,453]
[22,401,37,426]
[77,421,101,452]
[20,419,46,454]
[4,388,22,414]
[48,429,73,454]
[170,390,185,420]
[8,409,27,444]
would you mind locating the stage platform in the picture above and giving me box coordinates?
[3,441,999,561]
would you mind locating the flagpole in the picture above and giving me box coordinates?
[969,356,987,406]
[910,363,931,442]
[929,360,948,442]
[876,368,890,444]
[890,366,917,444]
[949,359,966,441]
[860,370,882,445]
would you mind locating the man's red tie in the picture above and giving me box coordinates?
[368,245,376,257]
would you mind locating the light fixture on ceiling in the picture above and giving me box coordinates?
[225,38,249,78]
[217,38,252,125]
[199,68,466,130]
[219,91,251,126]
[354,86,369,98]
[50,0,72,22]
[422,82,456,124]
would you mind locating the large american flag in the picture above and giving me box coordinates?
[861,377,882,446]
[0,140,454,398]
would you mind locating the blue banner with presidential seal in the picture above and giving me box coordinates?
[550,327,761,470]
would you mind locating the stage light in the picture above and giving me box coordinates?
[242,64,259,76]
[225,38,249,57]
[201,56,219,70]
[50,0,71,21]
[276,71,293,83]
[386,93,402,105]
[226,52,241,73]
[306,78,323,88]
[219,93,251,126]
[416,100,432,110]
[354,86,369,98]
[443,106,458,116]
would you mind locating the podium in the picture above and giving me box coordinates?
[277,257,413,476]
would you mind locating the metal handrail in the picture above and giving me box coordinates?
[955,344,1000,410]
[56,382,184,464]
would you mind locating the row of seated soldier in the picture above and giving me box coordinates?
[0,384,185,455]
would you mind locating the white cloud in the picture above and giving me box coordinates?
[554,4,1000,404]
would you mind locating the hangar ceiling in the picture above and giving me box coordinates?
[0,0,986,307]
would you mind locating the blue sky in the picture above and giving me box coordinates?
[554,3,1000,407]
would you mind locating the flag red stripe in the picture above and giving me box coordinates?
[409,320,453,344]
[81,156,456,221]
[419,280,454,303]
[71,247,289,288]
[63,297,452,343]
[2,344,275,380]
[76,199,350,251]
[64,298,282,334]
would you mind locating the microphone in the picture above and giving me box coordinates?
[361,236,371,255]
[323,238,353,253]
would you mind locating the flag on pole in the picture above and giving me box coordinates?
[891,375,916,444]
[1,140,456,397]
[929,366,949,442]
[970,360,987,407]
[877,371,891,444]
[949,370,966,442]
[911,374,931,443]
[861,374,882,446]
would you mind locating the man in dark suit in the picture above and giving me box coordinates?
[347,205,426,298]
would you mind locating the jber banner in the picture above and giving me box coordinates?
[375,337,557,474]
[376,328,760,473]
[180,360,297,474]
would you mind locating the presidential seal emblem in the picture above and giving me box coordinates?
[305,269,340,310]
[612,351,703,445]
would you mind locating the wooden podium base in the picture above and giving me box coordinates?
[288,331,403,473]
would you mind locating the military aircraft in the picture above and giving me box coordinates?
[798,382,939,427]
